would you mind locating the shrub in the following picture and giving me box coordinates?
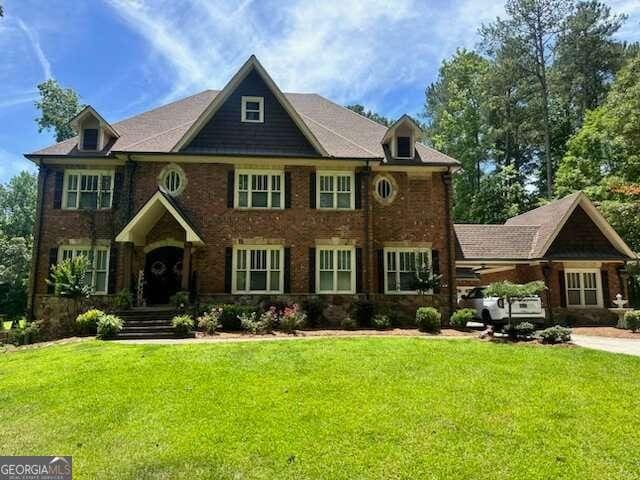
[279,304,306,334]
[371,314,391,330]
[172,315,194,337]
[8,322,41,346]
[75,309,105,335]
[352,299,375,328]
[301,296,326,327]
[170,291,190,310]
[240,309,276,334]
[260,298,291,315]
[96,314,123,339]
[416,307,441,333]
[503,321,535,339]
[624,310,640,332]
[197,307,222,335]
[211,304,257,331]
[114,289,133,310]
[450,308,475,329]
[340,316,358,330]
[539,325,572,344]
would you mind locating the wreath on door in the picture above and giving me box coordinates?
[151,261,167,277]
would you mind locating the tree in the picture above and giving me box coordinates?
[0,171,37,238]
[423,50,493,222]
[485,281,546,338]
[0,4,4,16]
[35,79,83,142]
[345,104,392,126]
[0,237,31,320]
[481,0,574,198]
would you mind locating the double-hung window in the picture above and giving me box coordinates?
[236,170,283,209]
[241,96,264,123]
[63,170,114,210]
[565,269,603,307]
[317,172,354,210]
[316,247,355,294]
[384,248,432,294]
[59,245,110,294]
[233,246,283,293]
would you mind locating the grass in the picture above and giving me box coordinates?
[1,338,640,479]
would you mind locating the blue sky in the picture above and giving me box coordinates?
[1,0,639,183]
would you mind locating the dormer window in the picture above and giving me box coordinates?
[82,128,99,150]
[396,136,411,158]
[241,96,264,123]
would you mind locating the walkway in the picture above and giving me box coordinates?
[572,335,640,357]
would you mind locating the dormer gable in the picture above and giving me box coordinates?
[381,115,422,160]
[70,106,119,152]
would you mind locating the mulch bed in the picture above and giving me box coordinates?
[197,328,476,340]
[572,327,640,339]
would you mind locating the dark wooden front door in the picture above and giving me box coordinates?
[144,246,183,305]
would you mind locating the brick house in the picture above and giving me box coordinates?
[25,56,460,319]
[455,192,637,323]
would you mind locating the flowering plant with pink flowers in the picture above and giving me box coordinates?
[279,304,307,334]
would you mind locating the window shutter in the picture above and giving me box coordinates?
[227,171,235,208]
[284,172,292,209]
[108,246,118,294]
[377,249,385,293]
[47,247,58,294]
[112,171,124,209]
[601,270,610,308]
[559,270,566,308]
[355,171,363,209]
[432,249,440,294]
[53,172,64,209]
[309,172,316,209]
[356,247,363,293]
[224,247,233,293]
[284,247,291,293]
[308,247,316,293]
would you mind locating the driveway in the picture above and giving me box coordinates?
[572,335,640,357]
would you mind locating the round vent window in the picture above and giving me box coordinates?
[159,164,186,196]
[374,175,396,204]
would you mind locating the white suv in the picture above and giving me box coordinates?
[459,286,546,325]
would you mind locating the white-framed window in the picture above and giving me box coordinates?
[317,171,355,210]
[384,248,432,294]
[565,269,603,308]
[58,245,110,294]
[63,170,114,210]
[235,170,283,209]
[81,128,100,150]
[373,175,396,204]
[316,246,355,294]
[233,245,283,294]
[241,96,264,123]
[159,164,186,196]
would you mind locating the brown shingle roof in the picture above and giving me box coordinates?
[454,224,540,260]
[28,90,459,166]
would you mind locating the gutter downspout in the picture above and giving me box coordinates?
[27,161,48,319]
[364,160,373,296]
[443,169,456,320]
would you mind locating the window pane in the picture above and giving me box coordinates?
[100,192,111,209]
[246,101,260,110]
[239,192,248,207]
[238,175,249,190]
[271,192,281,208]
[584,290,598,305]
[337,192,350,208]
[270,271,280,291]
[396,136,411,157]
[337,271,351,291]
[320,193,333,208]
[387,273,398,291]
[66,192,77,208]
[83,129,99,150]
[68,174,78,190]
[319,271,333,291]
[95,272,107,293]
[79,192,98,209]
[568,290,581,306]
[400,272,415,291]
[246,111,260,121]
[250,271,267,291]
[101,175,112,191]
[252,191,268,207]
[236,271,246,291]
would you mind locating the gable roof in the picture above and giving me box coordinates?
[26,58,459,167]
[71,106,120,139]
[455,192,637,261]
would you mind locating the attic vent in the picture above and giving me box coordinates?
[396,136,411,158]
[82,128,99,150]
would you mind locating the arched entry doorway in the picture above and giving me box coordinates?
[144,246,183,305]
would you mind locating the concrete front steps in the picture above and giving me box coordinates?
[115,307,194,340]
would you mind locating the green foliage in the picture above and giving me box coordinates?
[411,258,443,295]
[468,165,531,224]
[114,289,133,310]
[47,256,91,299]
[340,316,358,331]
[239,311,275,334]
[450,308,475,329]
[416,307,441,333]
[172,315,194,337]
[170,291,190,310]
[0,171,37,239]
[301,296,326,328]
[503,321,536,339]
[279,305,307,334]
[371,314,391,330]
[205,304,256,331]
[624,311,640,332]
[539,325,572,343]
[485,281,545,301]
[352,299,375,328]
[197,307,222,335]
[35,79,83,142]
[345,104,393,126]
[96,314,123,339]
[75,309,104,335]
[0,236,32,317]
[7,321,41,346]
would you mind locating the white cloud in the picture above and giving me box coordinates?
[15,17,52,80]
[0,148,36,180]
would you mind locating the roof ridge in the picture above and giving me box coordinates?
[298,112,380,157]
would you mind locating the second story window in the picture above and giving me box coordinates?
[241,96,264,123]
[82,128,99,150]
[396,136,411,158]
[63,170,114,210]
[235,170,283,209]
[317,172,354,210]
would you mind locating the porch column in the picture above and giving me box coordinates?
[122,242,133,290]
[181,242,192,291]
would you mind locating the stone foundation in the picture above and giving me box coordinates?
[551,307,617,327]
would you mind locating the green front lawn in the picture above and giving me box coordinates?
[1,338,639,479]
